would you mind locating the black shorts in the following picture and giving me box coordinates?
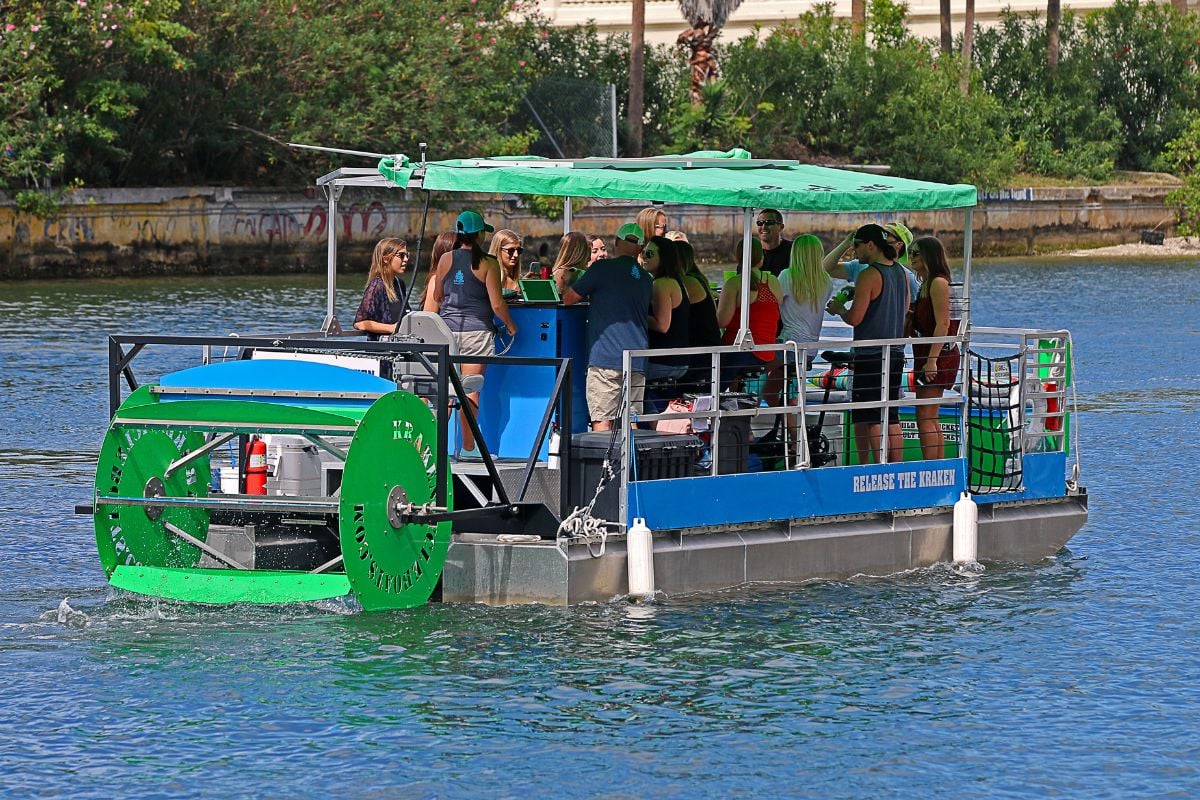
[850,348,905,425]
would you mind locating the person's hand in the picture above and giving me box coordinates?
[506,324,518,336]
[826,299,845,316]
[923,358,937,382]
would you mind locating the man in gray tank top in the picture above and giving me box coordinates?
[826,223,911,465]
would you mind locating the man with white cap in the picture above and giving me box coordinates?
[563,222,655,431]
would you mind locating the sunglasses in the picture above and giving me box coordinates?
[755,220,780,228]
[911,250,923,259]
[501,246,524,256]
[852,239,867,246]
[643,249,658,258]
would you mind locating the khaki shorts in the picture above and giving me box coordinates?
[453,329,496,358]
[586,367,645,422]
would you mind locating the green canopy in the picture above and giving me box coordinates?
[377,149,977,212]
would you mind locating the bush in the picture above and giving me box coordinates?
[1163,113,1200,236]
[1079,0,1200,171]
[974,10,1122,181]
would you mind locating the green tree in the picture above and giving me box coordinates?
[0,0,189,210]
[1163,113,1200,235]
[974,10,1121,180]
[1080,0,1200,171]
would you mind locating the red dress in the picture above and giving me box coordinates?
[721,280,781,363]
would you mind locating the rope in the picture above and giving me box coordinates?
[556,384,630,557]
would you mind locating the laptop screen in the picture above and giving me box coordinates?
[518,279,560,303]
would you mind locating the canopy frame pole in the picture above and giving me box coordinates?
[321,184,344,334]
[959,206,975,477]
[962,207,974,332]
[735,208,754,348]
[563,196,572,234]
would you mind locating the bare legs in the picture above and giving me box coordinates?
[914,385,945,460]
[458,362,486,452]
[854,421,905,464]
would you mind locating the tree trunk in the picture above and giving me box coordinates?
[940,0,952,54]
[851,0,866,41]
[629,0,645,157]
[959,0,975,95]
[1047,0,1061,72]
[1172,0,1188,15]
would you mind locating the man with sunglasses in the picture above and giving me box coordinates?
[756,209,792,276]
[563,223,655,431]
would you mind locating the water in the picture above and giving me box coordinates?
[1,261,1198,798]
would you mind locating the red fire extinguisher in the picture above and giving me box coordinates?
[245,436,268,495]
[1044,382,1062,432]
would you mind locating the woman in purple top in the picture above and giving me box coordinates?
[353,238,410,340]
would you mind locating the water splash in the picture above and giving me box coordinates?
[39,598,90,629]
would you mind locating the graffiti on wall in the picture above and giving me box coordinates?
[216,201,388,244]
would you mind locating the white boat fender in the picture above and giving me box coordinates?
[953,491,978,564]
[627,517,656,600]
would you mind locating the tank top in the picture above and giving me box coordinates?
[440,248,493,333]
[854,261,908,357]
[911,277,962,360]
[649,279,691,367]
[721,278,781,363]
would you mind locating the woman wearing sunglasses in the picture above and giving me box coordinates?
[489,229,524,292]
[353,237,411,340]
[906,236,961,460]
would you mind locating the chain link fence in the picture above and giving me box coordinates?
[523,77,617,159]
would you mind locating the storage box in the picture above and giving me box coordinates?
[569,430,703,522]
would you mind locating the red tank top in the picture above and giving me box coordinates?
[721,279,781,362]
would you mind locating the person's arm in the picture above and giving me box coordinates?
[483,257,517,335]
[766,274,783,302]
[823,233,854,279]
[829,267,880,328]
[715,275,739,327]
[648,278,675,333]
[423,253,449,312]
[562,262,596,306]
[684,274,709,304]
[923,277,951,379]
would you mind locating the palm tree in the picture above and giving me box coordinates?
[630,0,645,156]
[940,0,952,53]
[960,0,975,95]
[1047,0,1061,72]
[677,0,743,104]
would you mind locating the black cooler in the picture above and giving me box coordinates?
[569,430,703,522]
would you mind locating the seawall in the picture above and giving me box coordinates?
[0,182,1180,280]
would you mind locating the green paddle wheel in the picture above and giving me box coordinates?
[93,384,452,610]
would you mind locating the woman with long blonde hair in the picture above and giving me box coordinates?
[551,231,590,294]
[489,229,523,291]
[779,234,833,368]
[353,237,410,340]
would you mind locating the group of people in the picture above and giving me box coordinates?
[351,205,962,466]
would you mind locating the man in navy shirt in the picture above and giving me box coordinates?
[563,222,655,431]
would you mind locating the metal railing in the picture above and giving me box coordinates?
[615,327,1076,523]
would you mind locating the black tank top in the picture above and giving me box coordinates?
[854,261,908,356]
[649,279,691,366]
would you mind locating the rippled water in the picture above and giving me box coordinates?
[1,260,1198,797]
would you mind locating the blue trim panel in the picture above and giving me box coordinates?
[972,452,1068,505]
[629,458,966,529]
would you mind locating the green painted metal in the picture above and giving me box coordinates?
[94,420,211,578]
[110,565,351,604]
[378,149,978,212]
[114,396,360,432]
[338,390,452,611]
